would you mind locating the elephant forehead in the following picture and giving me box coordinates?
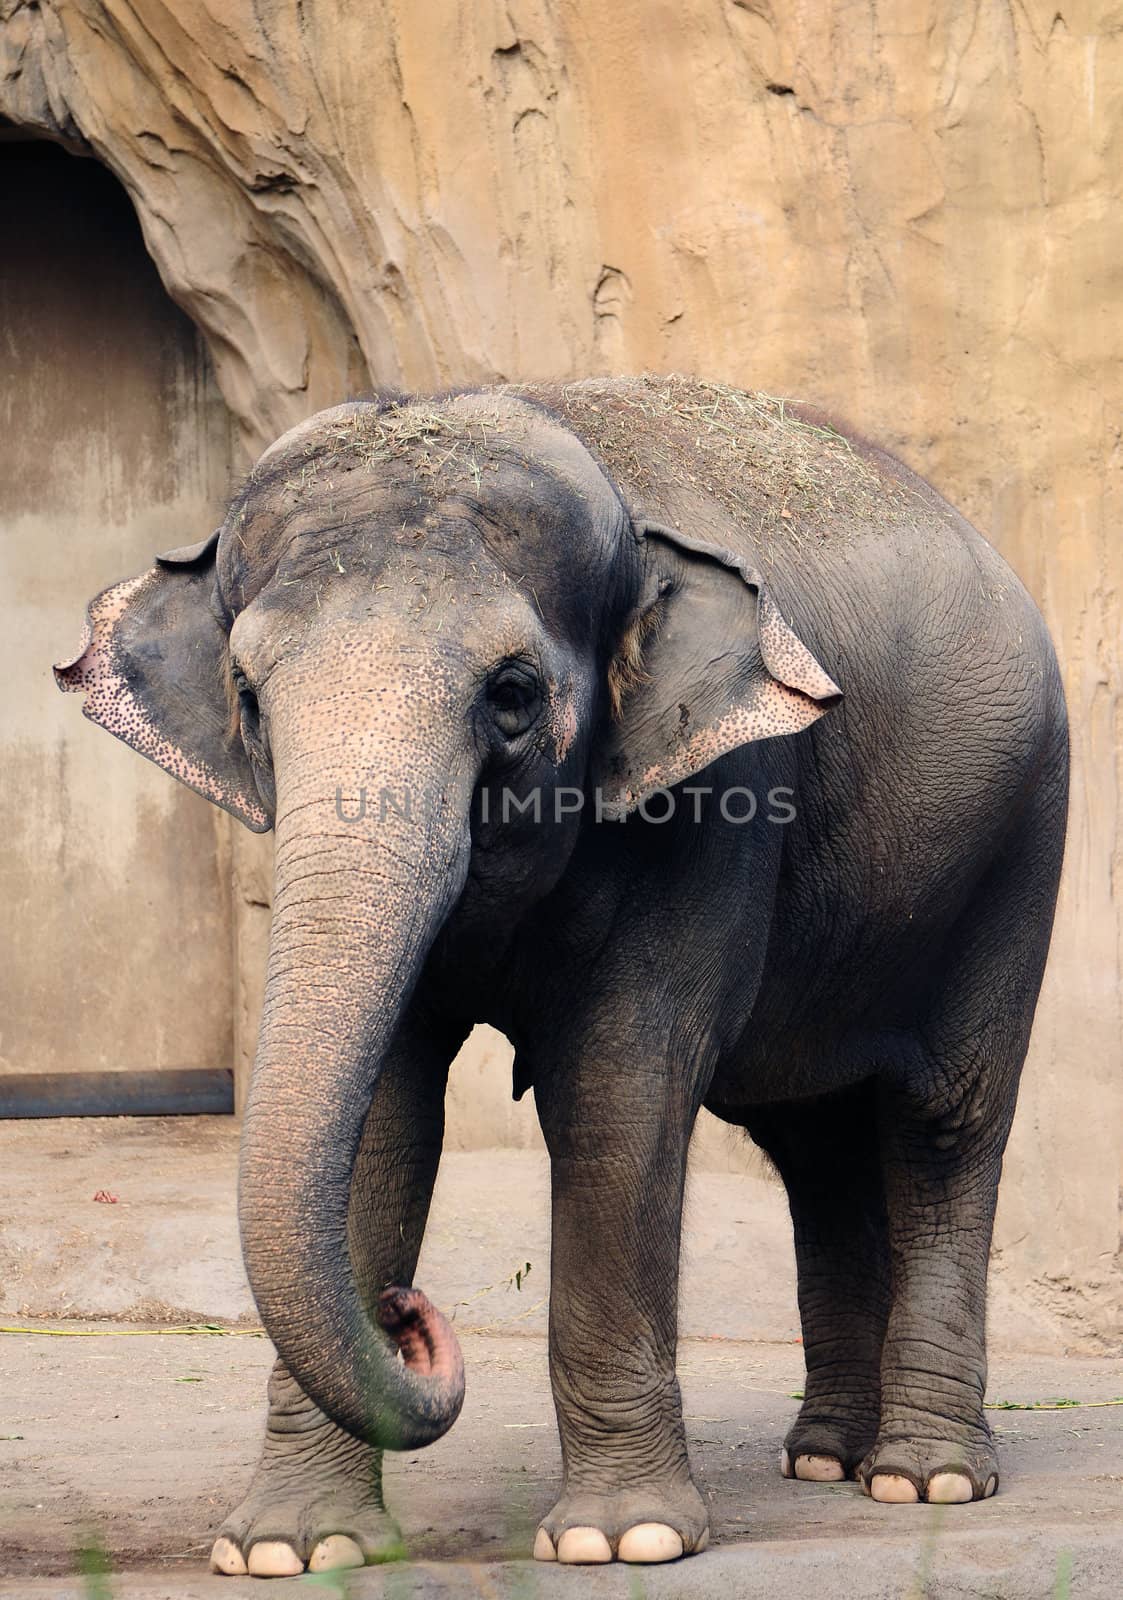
[220,392,627,641]
[223,480,617,650]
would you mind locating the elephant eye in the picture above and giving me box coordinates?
[232,665,251,697]
[487,664,542,739]
[231,661,264,747]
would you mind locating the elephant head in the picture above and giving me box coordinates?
[55,391,840,1451]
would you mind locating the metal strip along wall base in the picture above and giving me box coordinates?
[0,1068,235,1119]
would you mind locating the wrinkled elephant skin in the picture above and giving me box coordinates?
[57,378,1068,1572]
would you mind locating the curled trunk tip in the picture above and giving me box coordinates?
[378,1285,465,1414]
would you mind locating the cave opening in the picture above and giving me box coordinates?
[0,126,238,1117]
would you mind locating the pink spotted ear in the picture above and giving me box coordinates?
[54,533,271,832]
[596,521,841,815]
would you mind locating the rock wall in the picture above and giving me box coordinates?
[2,1,1119,1339]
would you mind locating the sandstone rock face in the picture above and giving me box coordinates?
[2,1,1118,1341]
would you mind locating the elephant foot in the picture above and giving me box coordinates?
[780,1398,880,1483]
[535,1480,709,1565]
[211,1479,404,1577]
[858,1430,999,1505]
[211,1360,405,1577]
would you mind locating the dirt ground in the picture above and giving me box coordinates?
[1,1118,1120,1599]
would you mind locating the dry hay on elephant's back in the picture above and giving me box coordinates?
[512,374,920,546]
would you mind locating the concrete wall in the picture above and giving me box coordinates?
[0,3,1118,1337]
[0,136,236,1079]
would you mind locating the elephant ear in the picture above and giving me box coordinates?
[53,531,271,832]
[596,521,842,816]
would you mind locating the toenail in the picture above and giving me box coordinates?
[927,1472,974,1504]
[795,1454,846,1482]
[308,1534,365,1571]
[618,1522,684,1563]
[247,1540,305,1577]
[556,1526,613,1564]
[780,1446,793,1477]
[209,1536,247,1576]
[984,1475,998,1498]
[533,1527,557,1561]
[870,1473,920,1504]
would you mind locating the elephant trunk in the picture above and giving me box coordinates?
[238,707,475,1450]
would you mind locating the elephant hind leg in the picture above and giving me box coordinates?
[863,777,1065,1508]
[745,1081,891,1483]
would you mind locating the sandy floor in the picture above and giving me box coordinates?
[0,1118,1120,1597]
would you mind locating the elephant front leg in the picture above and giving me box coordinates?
[211,1011,460,1578]
[210,1356,403,1576]
[533,1036,710,1566]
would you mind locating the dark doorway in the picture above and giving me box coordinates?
[1,134,237,1114]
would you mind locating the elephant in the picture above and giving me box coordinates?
[55,376,1068,1574]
